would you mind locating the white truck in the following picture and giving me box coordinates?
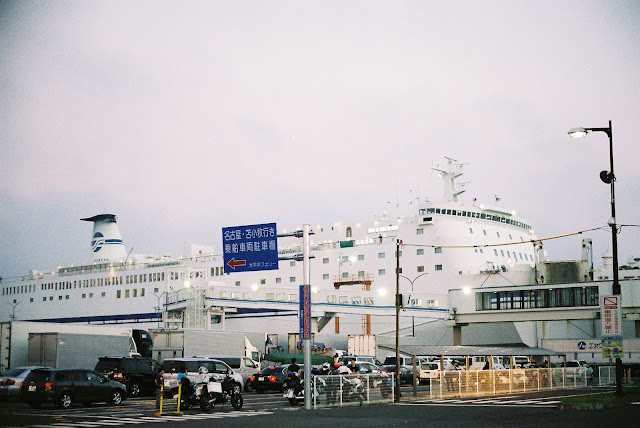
[1,321,141,371]
[27,331,135,369]
[150,329,264,363]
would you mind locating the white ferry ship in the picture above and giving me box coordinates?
[1,159,549,335]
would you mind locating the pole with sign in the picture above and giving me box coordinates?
[222,223,278,274]
[302,224,311,410]
[601,295,624,359]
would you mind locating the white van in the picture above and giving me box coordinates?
[199,355,260,391]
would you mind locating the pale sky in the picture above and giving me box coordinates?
[1,0,639,278]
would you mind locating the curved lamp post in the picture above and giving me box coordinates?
[568,120,622,395]
[399,272,429,337]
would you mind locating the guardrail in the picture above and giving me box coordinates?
[429,368,590,398]
[313,373,395,408]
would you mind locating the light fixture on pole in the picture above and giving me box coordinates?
[399,273,429,337]
[568,120,623,395]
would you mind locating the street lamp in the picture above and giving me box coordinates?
[568,120,622,395]
[9,299,20,321]
[153,292,167,328]
[399,273,429,337]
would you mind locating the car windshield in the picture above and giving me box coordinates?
[95,359,123,372]
[26,370,52,382]
[258,367,279,375]
[1,368,29,377]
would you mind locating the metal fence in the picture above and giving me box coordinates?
[312,373,395,408]
[597,366,615,386]
[428,368,590,399]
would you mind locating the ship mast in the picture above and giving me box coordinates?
[431,157,467,203]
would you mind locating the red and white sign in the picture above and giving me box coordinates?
[600,295,622,336]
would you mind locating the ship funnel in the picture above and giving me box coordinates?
[81,214,127,264]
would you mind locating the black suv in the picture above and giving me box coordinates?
[20,368,126,408]
[94,356,160,398]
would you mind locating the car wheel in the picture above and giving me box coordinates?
[128,382,140,398]
[232,382,242,394]
[58,391,72,408]
[110,390,123,405]
[244,381,254,392]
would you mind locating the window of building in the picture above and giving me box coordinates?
[434,247,442,254]
[417,248,424,255]
[435,265,443,271]
[276,277,282,283]
[116,290,121,298]
[417,266,424,272]
[323,258,330,264]
[290,261,295,267]
[379,269,385,275]
[346,226,352,238]
[416,228,424,235]
[378,252,385,259]
[289,277,296,282]
[323,274,329,280]
[260,279,266,285]
[125,290,130,298]
[358,254,364,261]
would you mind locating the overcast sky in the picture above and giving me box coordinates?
[1,0,639,278]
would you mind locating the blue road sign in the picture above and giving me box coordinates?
[299,285,311,340]
[222,223,279,273]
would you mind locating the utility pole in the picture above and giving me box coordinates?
[395,239,401,402]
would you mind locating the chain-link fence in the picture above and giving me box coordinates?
[428,368,590,398]
[312,373,395,408]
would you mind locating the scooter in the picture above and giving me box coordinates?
[283,371,304,405]
[198,373,243,411]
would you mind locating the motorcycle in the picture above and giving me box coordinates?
[198,373,243,411]
[341,376,366,402]
[283,371,305,406]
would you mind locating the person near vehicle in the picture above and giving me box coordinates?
[176,368,190,397]
[195,366,209,384]
[325,362,343,405]
[287,358,301,391]
[154,368,164,409]
[348,359,359,373]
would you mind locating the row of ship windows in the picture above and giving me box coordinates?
[476,286,599,311]
[1,273,166,296]
[218,289,441,308]
[421,207,532,230]
[23,287,159,303]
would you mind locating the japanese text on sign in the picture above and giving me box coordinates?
[299,285,311,340]
[222,223,279,273]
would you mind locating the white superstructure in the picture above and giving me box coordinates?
[1,159,544,334]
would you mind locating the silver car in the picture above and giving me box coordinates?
[0,366,49,401]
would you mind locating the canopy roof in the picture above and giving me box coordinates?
[378,345,564,358]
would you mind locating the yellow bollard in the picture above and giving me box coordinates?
[176,383,182,414]
[154,384,164,417]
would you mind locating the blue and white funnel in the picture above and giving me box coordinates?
[81,214,127,264]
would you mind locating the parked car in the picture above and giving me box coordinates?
[382,356,428,367]
[418,362,441,382]
[160,357,243,394]
[195,355,259,392]
[379,365,414,385]
[251,365,289,393]
[564,360,593,380]
[94,356,160,398]
[20,368,126,408]
[0,366,49,401]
